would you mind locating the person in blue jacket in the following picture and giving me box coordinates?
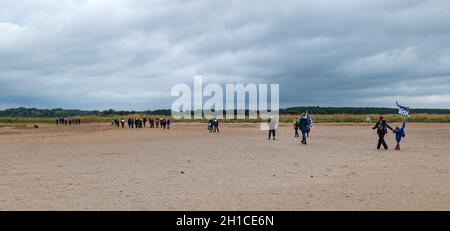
[393,122,406,150]
[299,113,309,144]
[208,119,213,133]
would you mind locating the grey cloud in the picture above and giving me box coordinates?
[1,0,450,110]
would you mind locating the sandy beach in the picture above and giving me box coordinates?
[0,123,449,210]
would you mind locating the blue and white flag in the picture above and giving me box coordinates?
[306,110,314,128]
[396,101,410,117]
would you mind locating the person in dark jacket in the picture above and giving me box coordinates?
[212,118,219,133]
[372,116,393,150]
[149,118,154,128]
[161,119,167,130]
[393,122,406,150]
[208,119,213,133]
[299,113,308,144]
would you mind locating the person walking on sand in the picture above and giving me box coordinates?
[393,122,406,150]
[299,113,308,144]
[167,118,171,129]
[213,118,220,133]
[372,116,393,150]
[150,118,155,128]
[161,119,166,130]
[121,118,125,128]
[208,119,213,133]
[293,118,299,137]
[267,116,277,140]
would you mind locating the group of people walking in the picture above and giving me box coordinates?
[267,113,407,150]
[112,117,171,129]
[61,112,406,151]
[56,118,81,126]
[207,118,220,133]
[267,113,311,144]
[372,116,406,150]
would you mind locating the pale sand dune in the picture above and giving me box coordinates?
[0,123,449,210]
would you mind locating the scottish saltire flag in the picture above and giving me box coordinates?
[396,101,410,117]
[306,110,314,128]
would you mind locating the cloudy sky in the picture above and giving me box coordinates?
[1,0,450,110]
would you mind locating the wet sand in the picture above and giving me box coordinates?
[0,123,449,210]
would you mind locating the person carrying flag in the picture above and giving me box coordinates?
[393,122,406,150]
[306,110,314,137]
[393,101,409,150]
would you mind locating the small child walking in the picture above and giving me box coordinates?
[393,122,406,150]
[293,119,299,137]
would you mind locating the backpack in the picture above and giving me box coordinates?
[377,123,387,134]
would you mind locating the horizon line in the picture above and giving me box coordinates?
[2,106,450,111]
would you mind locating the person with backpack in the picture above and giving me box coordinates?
[372,116,393,150]
[208,119,213,133]
[393,122,406,150]
[299,113,308,144]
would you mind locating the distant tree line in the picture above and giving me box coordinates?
[1,106,450,117]
[280,106,450,115]
[0,107,172,117]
